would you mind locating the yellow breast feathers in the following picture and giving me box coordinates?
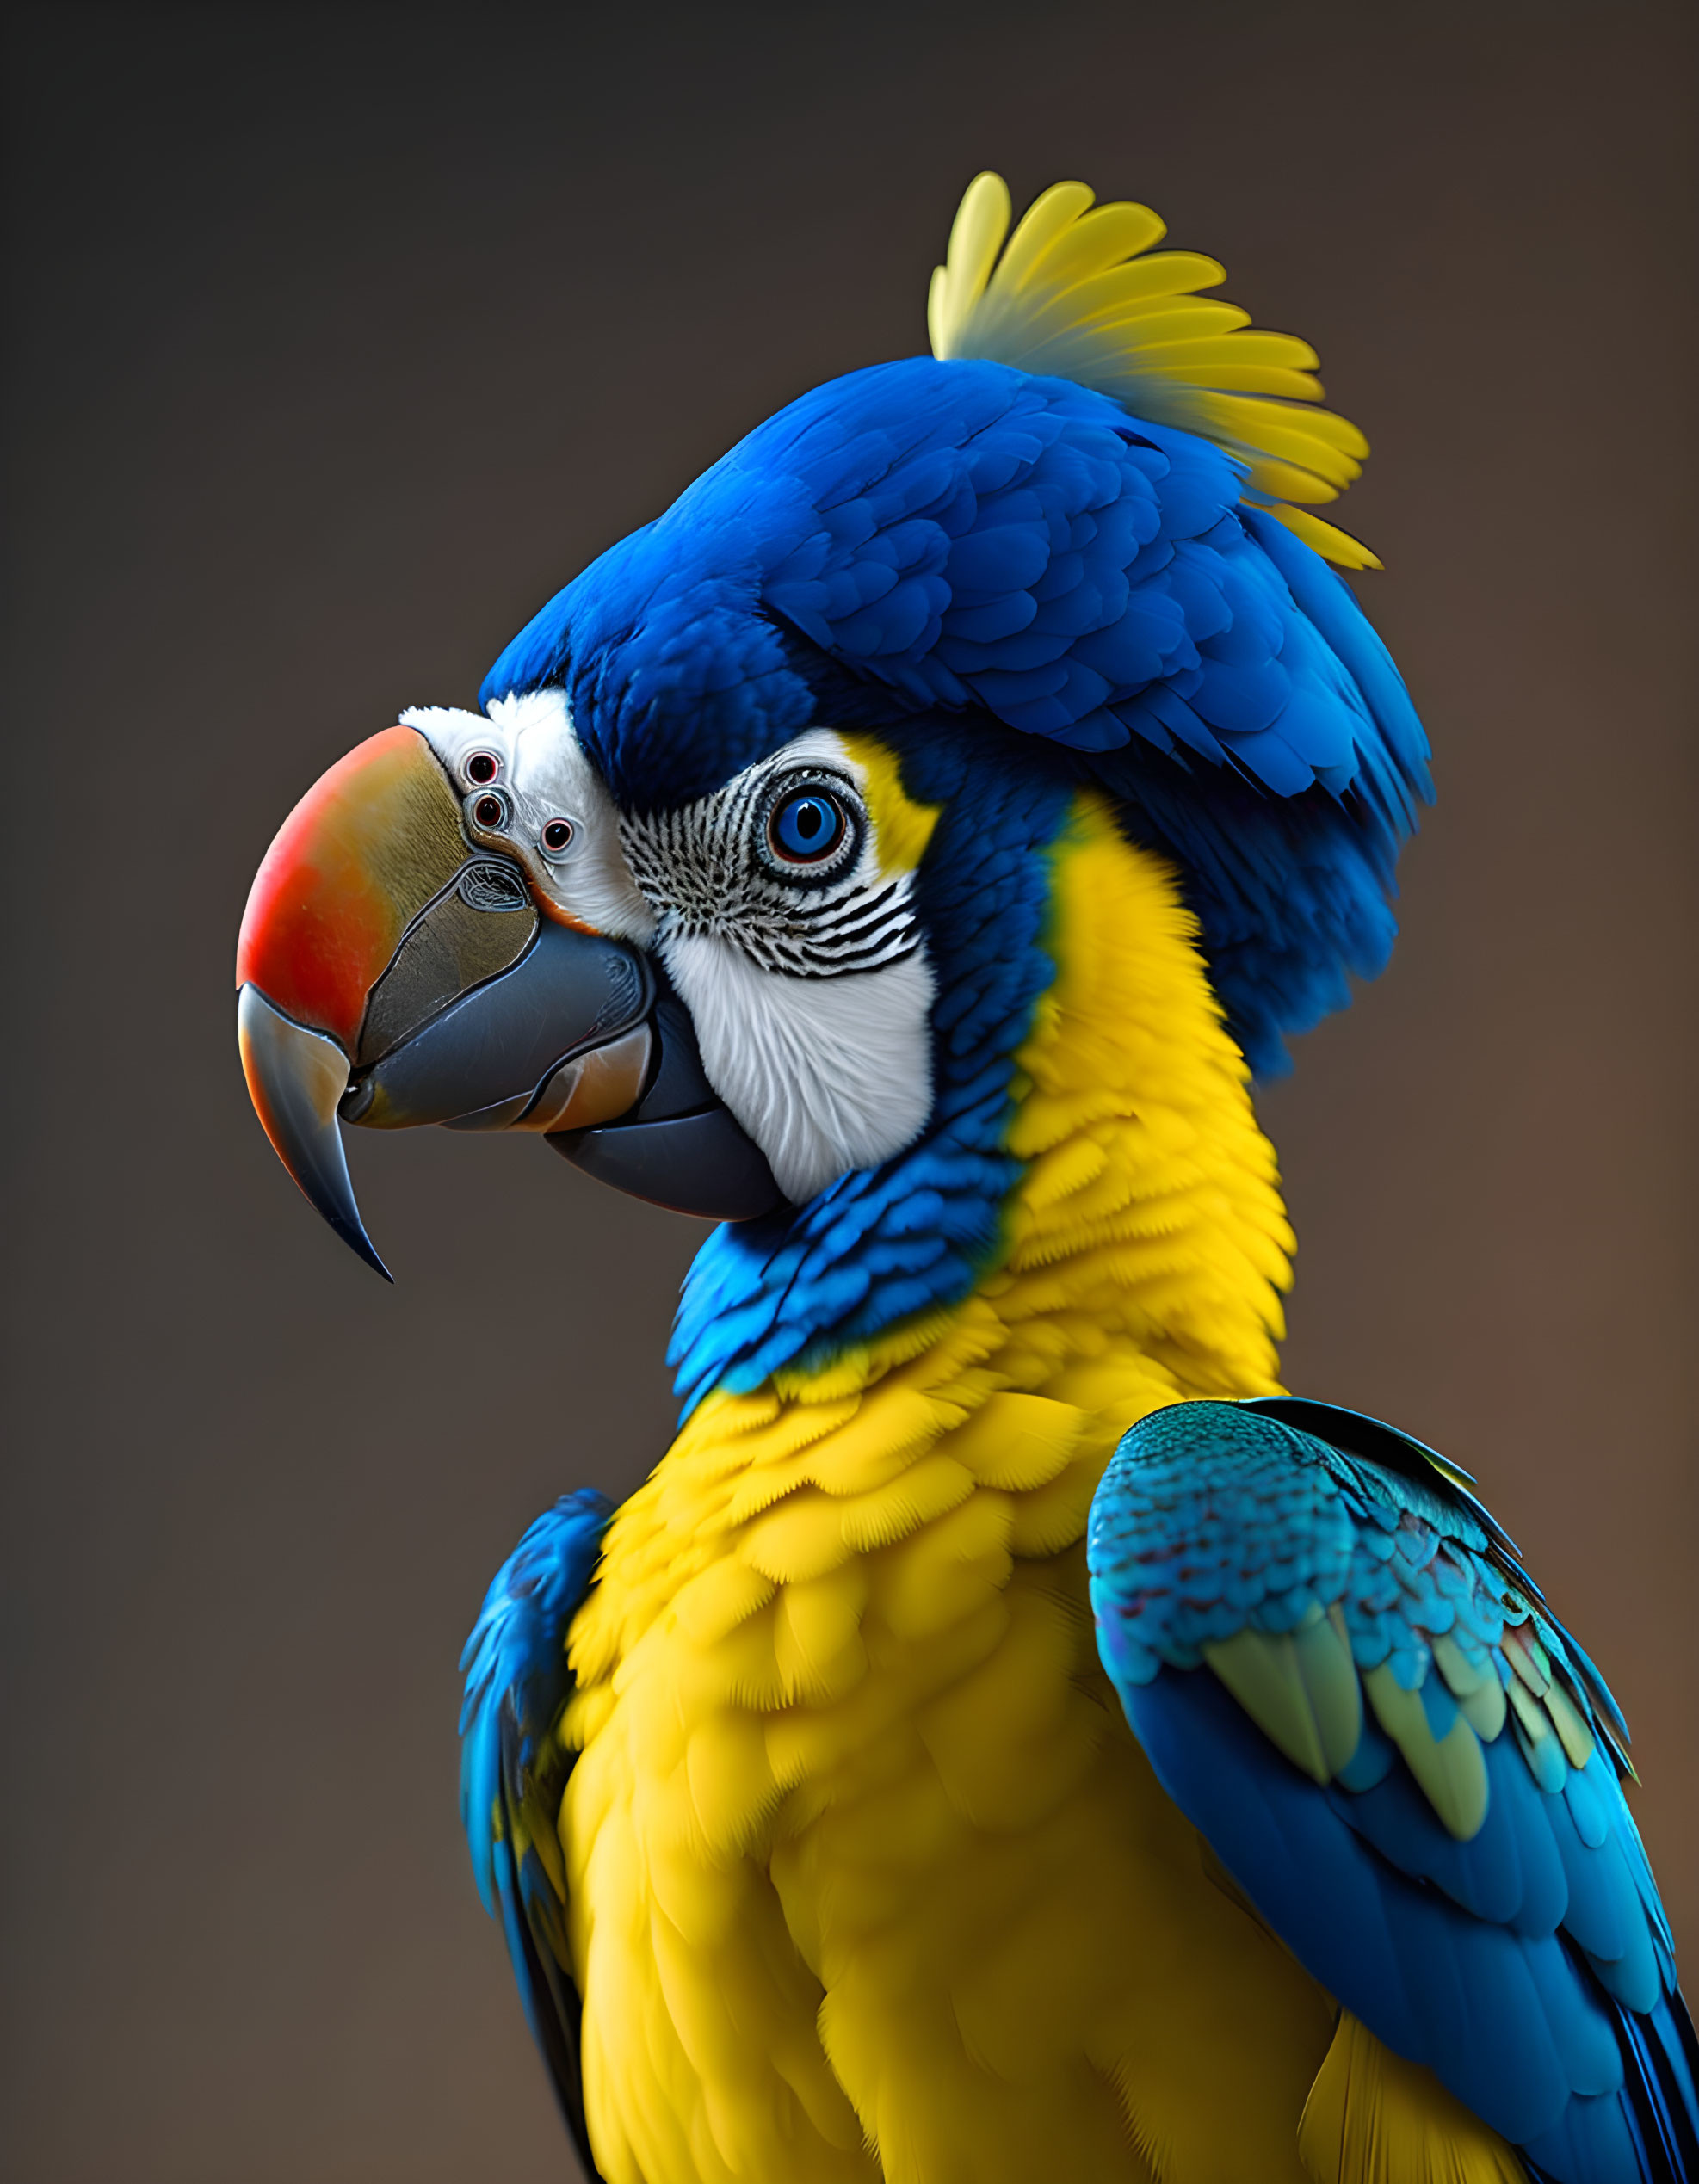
[553,797,1332,2183]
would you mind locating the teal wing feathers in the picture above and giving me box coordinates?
[1088,1397,1697,2184]
[460,1490,612,2177]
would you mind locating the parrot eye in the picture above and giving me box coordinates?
[465,752,501,786]
[541,817,575,855]
[764,781,853,871]
[470,790,509,830]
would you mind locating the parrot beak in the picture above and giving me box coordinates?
[236,725,782,1276]
[237,982,392,1277]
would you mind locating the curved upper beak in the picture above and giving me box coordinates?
[236,725,785,1276]
[237,984,392,1276]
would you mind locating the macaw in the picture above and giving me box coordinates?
[234,174,1697,2184]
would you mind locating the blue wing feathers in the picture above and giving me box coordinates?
[1528,1993,1699,2181]
[1621,1996,1699,2175]
[1123,1665,1619,2145]
[459,1490,612,2176]
[1090,1399,1696,2181]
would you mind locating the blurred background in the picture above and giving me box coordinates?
[3,3,1693,2177]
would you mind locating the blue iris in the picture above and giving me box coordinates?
[769,787,846,863]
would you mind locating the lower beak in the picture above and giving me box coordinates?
[236,726,784,1275]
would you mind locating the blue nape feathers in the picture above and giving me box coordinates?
[483,356,1430,1080]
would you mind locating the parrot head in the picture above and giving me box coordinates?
[237,176,1429,1383]
[234,691,931,1271]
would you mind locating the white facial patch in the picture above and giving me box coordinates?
[621,730,937,1204]
[404,704,936,1206]
[663,931,936,1202]
[404,693,655,945]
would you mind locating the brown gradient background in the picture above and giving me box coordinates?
[3,3,1694,2178]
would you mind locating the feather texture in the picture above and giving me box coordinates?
[1089,1399,1698,2181]
[482,207,1430,1083]
[553,799,1319,2183]
[459,1490,612,2175]
[1297,2012,1529,2183]
[930,173,1379,567]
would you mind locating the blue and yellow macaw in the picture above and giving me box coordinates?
[235,176,1696,2183]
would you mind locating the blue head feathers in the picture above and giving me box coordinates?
[481,176,1430,1080]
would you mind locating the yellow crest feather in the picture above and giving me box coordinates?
[929,172,1381,571]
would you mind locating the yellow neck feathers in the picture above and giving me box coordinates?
[570,788,1291,1685]
[559,789,1298,2182]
